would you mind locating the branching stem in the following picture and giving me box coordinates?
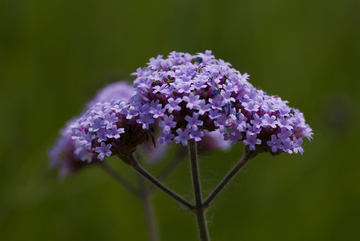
[138,174,159,241]
[128,154,195,210]
[203,150,257,207]
[100,161,139,196]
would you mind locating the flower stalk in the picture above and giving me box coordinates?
[203,149,257,207]
[188,140,210,241]
[138,174,159,241]
[100,161,139,196]
[126,154,195,210]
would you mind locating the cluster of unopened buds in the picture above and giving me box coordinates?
[50,50,313,241]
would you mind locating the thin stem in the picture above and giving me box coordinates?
[188,140,203,208]
[138,174,159,241]
[100,162,139,196]
[188,140,210,241]
[102,158,159,241]
[148,157,181,193]
[203,150,257,207]
[127,154,195,210]
[156,147,187,182]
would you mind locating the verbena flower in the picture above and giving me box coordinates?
[49,127,101,177]
[199,130,232,152]
[68,100,151,163]
[49,82,145,174]
[130,50,313,154]
[50,79,233,175]
[86,81,134,108]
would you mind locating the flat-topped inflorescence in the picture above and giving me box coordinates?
[130,50,313,154]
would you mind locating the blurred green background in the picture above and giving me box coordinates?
[1,0,360,240]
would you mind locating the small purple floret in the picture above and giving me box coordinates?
[95,142,112,161]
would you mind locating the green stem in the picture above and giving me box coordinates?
[127,154,195,210]
[101,160,160,241]
[203,150,257,207]
[138,174,159,241]
[156,147,187,182]
[100,162,139,196]
[188,140,210,241]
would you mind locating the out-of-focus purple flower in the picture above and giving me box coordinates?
[49,122,100,177]
[200,130,232,151]
[130,50,313,154]
[49,82,151,175]
[69,100,151,163]
[140,141,169,163]
[87,81,134,108]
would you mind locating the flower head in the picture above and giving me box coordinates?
[49,82,153,174]
[49,122,100,177]
[69,100,151,163]
[87,81,134,108]
[131,51,313,154]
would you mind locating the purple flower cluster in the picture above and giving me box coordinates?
[49,82,143,175]
[50,50,313,175]
[49,130,101,177]
[130,50,313,155]
[86,82,135,108]
[50,80,232,176]
[69,100,151,162]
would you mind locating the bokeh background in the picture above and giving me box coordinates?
[1,0,360,240]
